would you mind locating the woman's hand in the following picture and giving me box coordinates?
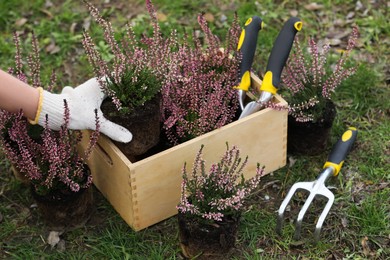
[36,78,132,143]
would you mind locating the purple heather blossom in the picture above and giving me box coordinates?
[281,26,359,122]
[27,32,41,88]
[177,145,264,222]
[202,212,224,222]
[162,13,241,145]
[13,32,22,76]
[83,0,175,111]
[0,33,100,195]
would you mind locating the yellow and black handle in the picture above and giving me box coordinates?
[235,16,263,92]
[260,17,302,95]
[323,127,358,176]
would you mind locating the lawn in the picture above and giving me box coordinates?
[0,0,389,259]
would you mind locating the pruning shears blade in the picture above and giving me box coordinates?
[239,17,302,119]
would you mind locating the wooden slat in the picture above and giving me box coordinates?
[132,99,287,229]
[80,131,136,227]
[79,75,288,231]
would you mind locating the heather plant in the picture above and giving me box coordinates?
[0,32,100,196]
[177,144,265,222]
[82,0,176,115]
[281,26,359,122]
[161,14,241,145]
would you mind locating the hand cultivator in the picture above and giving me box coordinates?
[276,127,358,242]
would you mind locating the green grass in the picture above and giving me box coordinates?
[0,0,389,259]
[349,189,390,236]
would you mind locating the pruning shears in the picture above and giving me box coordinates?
[237,17,302,119]
[235,16,263,111]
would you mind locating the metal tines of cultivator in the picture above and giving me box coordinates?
[276,127,358,243]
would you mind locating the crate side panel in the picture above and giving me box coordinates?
[79,131,136,228]
[132,107,287,230]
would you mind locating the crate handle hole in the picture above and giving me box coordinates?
[95,143,114,166]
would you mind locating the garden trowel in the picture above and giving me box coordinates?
[239,17,302,119]
[234,16,263,111]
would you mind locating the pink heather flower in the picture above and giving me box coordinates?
[13,32,22,76]
[83,0,175,112]
[202,212,224,222]
[47,70,57,92]
[26,32,41,88]
[177,144,264,222]
[69,182,80,193]
[83,109,101,160]
[162,14,241,145]
[281,26,359,122]
[0,32,100,195]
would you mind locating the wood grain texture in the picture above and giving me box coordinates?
[79,74,288,231]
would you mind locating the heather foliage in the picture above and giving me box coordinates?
[0,33,100,195]
[281,26,359,122]
[162,14,241,145]
[177,144,264,222]
[82,0,176,114]
[83,1,242,144]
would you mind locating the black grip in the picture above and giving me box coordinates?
[327,128,358,165]
[265,17,301,89]
[238,16,263,80]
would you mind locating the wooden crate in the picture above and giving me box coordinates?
[79,74,288,231]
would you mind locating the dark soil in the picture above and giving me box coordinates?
[101,94,161,161]
[31,185,94,232]
[178,213,240,259]
[287,101,337,155]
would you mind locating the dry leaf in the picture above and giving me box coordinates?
[15,18,28,27]
[256,248,265,253]
[63,62,73,78]
[290,240,305,247]
[346,11,355,20]
[329,38,342,46]
[40,9,53,19]
[45,0,53,8]
[341,216,348,228]
[355,1,363,11]
[83,17,91,31]
[326,29,352,40]
[204,12,215,23]
[156,12,167,22]
[57,239,66,252]
[333,18,346,26]
[288,156,297,167]
[220,14,227,23]
[194,30,201,39]
[70,22,77,34]
[304,3,324,11]
[361,236,372,256]
[290,10,299,17]
[47,231,61,247]
[45,42,61,54]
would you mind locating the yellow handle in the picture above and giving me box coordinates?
[323,161,344,176]
[234,71,251,91]
[259,71,277,94]
[323,127,358,176]
[237,29,245,51]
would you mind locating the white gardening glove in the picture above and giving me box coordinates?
[32,77,132,143]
